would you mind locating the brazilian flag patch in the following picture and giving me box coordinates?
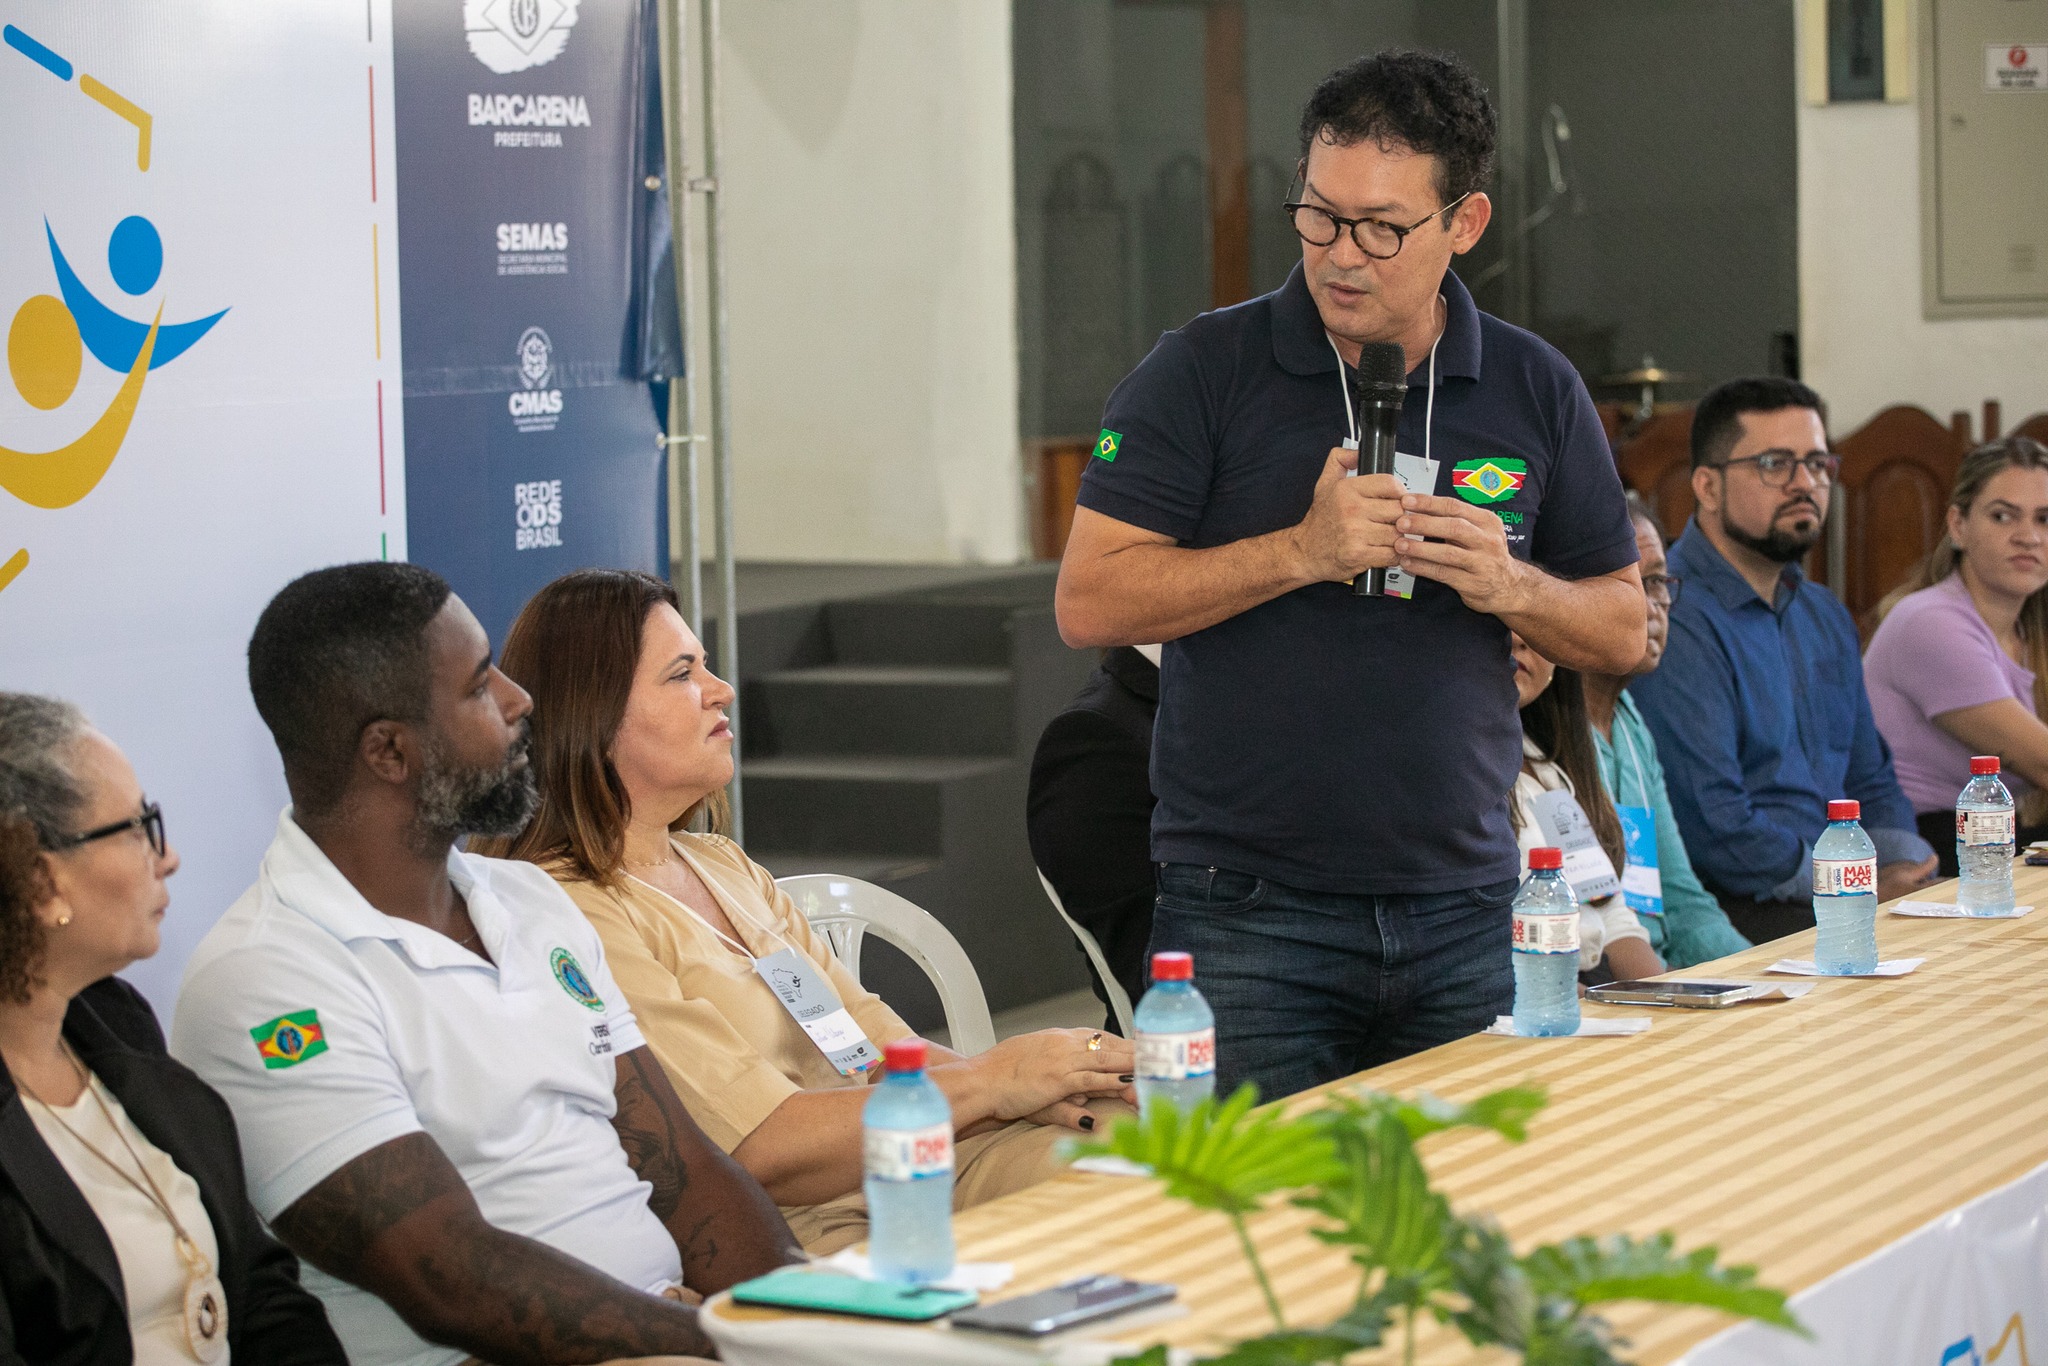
[1450,457,1527,505]
[1095,429,1122,462]
[250,1010,327,1070]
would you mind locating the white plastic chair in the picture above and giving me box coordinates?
[774,874,997,1056]
[1036,868,1137,1038]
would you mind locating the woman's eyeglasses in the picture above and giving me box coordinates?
[49,801,167,859]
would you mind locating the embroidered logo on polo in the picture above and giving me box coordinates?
[1450,457,1526,505]
[249,1010,327,1069]
[550,947,605,1011]
[1095,429,1121,462]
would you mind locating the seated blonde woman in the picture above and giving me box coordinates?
[490,569,1135,1253]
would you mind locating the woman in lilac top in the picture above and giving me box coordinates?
[1865,436,2048,873]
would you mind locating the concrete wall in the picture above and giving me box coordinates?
[1796,27,2048,432]
[712,0,1021,563]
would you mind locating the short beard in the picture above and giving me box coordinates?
[1721,504,1822,565]
[409,723,539,855]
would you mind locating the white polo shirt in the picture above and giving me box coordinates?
[170,810,683,1366]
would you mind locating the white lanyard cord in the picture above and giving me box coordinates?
[627,844,789,960]
[1326,296,1443,463]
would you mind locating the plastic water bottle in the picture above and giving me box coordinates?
[1134,951,1215,1116]
[1957,755,2017,916]
[1812,799,1879,974]
[863,1038,954,1283]
[1510,847,1581,1037]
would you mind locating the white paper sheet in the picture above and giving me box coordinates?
[812,1251,1014,1293]
[1889,900,2033,919]
[1484,1015,1650,1038]
[1767,957,1925,977]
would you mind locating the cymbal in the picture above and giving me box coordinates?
[1599,366,1694,386]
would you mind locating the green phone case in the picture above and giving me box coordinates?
[728,1270,978,1322]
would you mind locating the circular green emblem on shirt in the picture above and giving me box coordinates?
[550,947,604,1011]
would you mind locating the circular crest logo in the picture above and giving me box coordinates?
[464,0,581,74]
[550,947,604,1011]
[516,326,554,388]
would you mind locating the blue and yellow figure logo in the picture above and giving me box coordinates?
[2,22,229,596]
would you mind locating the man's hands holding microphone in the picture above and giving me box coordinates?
[1290,445,1533,616]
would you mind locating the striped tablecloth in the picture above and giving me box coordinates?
[711,871,2048,1363]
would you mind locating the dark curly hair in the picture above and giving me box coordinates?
[1298,50,1498,208]
[0,693,90,1005]
[0,816,52,1004]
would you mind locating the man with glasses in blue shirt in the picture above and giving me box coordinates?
[1631,378,1937,945]
[1055,51,1646,1100]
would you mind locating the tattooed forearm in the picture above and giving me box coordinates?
[273,1133,466,1281]
[610,1046,803,1292]
[272,1132,714,1364]
[611,1048,689,1223]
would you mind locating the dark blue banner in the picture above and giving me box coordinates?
[392,0,669,645]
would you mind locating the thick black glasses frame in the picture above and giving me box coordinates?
[50,801,166,858]
[1281,158,1472,261]
[1712,452,1841,487]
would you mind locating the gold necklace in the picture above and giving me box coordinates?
[22,1044,228,1362]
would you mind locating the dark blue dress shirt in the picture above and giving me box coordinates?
[1629,521,1932,900]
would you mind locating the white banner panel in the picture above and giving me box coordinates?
[1683,1159,2048,1366]
[1,1,404,1016]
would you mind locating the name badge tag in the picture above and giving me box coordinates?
[1342,443,1438,601]
[1530,788,1623,902]
[1616,804,1663,916]
[753,947,879,1077]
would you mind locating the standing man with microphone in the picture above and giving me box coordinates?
[1056,50,1646,1099]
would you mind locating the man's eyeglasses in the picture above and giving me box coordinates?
[1712,451,1841,487]
[1282,190,1472,261]
[1643,573,1683,606]
[49,801,166,859]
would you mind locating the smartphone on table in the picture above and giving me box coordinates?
[1585,980,1759,1008]
[949,1275,1176,1336]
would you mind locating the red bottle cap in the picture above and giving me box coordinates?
[1528,847,1564,871]
[883,1039,928,1073]
[1827,799,1860,821]
[1971,755,2001,775]
[1151,951,1194,981]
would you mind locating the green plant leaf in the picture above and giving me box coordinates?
[1388,1084,1548,1144]
[1109,1347,1172,1366]
[1521,1233,1807,1334]
[1201,1299,1390,1365]
[1440,1216,1537,1351]
[1068,1084,1343,1217]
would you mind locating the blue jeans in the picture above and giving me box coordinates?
[1150,863,1519,1101]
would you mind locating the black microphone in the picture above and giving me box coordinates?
[1350,341,1408,597]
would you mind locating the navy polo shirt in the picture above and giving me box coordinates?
[1079,263,1637,894]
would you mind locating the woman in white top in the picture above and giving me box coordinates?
[1508,636,1662,981]
[0,693,344,1365]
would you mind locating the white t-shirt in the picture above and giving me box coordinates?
[170,810,681,1366]
[27,1073,226,1365]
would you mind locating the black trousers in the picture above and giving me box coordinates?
[1713,894,1815,946]
[1914,809,2048,879]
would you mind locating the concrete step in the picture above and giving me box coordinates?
[744,664,1014,758]
[824,598,1017,669]
[740,754,1009,857]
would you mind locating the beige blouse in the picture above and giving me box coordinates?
[27,1071,227,1365]
[551,833,913,1153]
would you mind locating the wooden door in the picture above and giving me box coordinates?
[1615,408,1697,543]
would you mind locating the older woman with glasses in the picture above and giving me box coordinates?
[0,692,344,1366]
[1580,498,1751,968]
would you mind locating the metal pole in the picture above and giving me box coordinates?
[657,0,702,632]
[697,0,742,840]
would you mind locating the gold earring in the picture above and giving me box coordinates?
[55,912,71,927]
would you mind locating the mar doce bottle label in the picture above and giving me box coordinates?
[1137,1029,1216,1081]
[1813,858,1876,897]
[865,1123,954,1182]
